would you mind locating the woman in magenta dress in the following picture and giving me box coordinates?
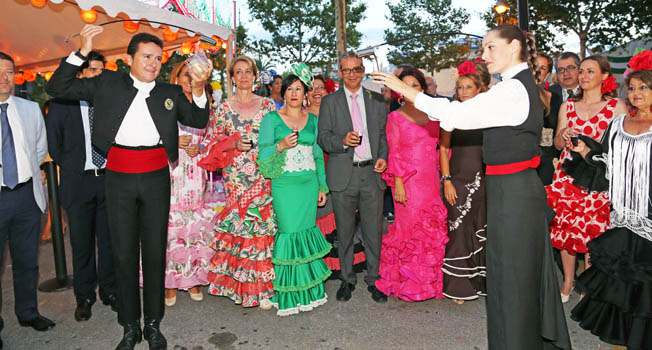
[375,67,449,301]
[546,55,628,303]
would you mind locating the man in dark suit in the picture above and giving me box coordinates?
[0,51,55,349]
[548,52,580,103]
[45,51,117,323]
[318,51,389,303]
[46,25,210,350]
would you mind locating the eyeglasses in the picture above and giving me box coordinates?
[557,65,578,74]
[340,66,364,75]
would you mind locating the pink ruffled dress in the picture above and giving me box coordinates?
[375,111,449,301]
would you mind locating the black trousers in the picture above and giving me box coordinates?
[105,166,170,324]
[64,172,115,304]
[0,180,41,330]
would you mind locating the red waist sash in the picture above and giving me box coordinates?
[485,155,540,175]
[106,145,168,173]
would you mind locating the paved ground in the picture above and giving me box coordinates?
[1,222,613,350]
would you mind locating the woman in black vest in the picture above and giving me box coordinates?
[373,24,571,350]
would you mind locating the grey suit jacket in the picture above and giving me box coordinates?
[0,96,48,212]
[318,87,388,192]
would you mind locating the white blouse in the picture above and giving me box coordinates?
[414,62,531,132]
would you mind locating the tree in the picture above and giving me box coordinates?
[482,0,564,55]
[384,0,471,72]
[246,0,366,67]
[484,0,651,59]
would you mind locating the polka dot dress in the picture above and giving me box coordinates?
[545,98,618,254]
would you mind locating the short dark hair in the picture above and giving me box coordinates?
[281,74,307,98]
[398,67,427,92]
[556,52,580,68]
[80,51,106,71]
[0,52,15,68]
[127,33,163,57]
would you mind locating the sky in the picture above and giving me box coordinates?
[235,0,580,72]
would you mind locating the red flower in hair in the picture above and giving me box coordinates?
[325,78,338,94]
[600,76,617,94]
[628,50,652,72]
[391,90,401,100]
[457,61,476,76]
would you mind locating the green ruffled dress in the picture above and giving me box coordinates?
[257,111,332,316]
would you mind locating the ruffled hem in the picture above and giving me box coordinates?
[256,147,287,179]
[272,225,333,266]
[211,231,275,261]
[271,283,327,315]
[207,275,275,307]
[546,176,610,254]
[273,259,332,292]
[376,206,449,301]
[272,294,328,317]
[208,251,275,283]
[324,252,366,271]
[271,225,332,266]
[570,227,652,349]
[198,133,242,171]
[316,212,336,235]
[165,273,209,290]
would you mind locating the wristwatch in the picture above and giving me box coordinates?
[74,50,88,61]
[441,175,452,183]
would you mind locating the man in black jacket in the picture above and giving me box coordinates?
[45,51,117,323]
[46,25,211,350]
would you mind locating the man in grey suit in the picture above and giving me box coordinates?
[0,51,55,348]
[318,51,388,303]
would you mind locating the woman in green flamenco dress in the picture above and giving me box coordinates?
[257,64,332,316]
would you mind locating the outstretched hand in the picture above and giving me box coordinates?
[371,72,418,104]
[79,25,104,57]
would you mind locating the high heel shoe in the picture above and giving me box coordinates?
[189,289,203,302]
[164,294,176,307]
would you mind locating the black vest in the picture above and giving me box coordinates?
[483,69,543,165]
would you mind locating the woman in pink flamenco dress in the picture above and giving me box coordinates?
[375,67,449,301]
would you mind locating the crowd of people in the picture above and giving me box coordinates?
[0,21,651,350]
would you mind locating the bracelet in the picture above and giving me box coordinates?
[441,175,452,183]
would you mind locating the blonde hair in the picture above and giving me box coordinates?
[169,60,188,85]
[227,55,258,78]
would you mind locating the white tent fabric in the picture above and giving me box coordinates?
[604,37,652,83]
[1,0,233,72]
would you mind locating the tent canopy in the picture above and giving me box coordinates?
[1,0,233,72]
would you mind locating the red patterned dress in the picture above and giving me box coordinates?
[545,98,618,253]
[198,97,277,307]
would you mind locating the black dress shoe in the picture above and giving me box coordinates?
[143,318,167,350]
[18,315,56,331]
[115,322,142,350]
[368,285,388,303]
[74,299,94,321]
[336,282,355,302]
[103,294,118,312]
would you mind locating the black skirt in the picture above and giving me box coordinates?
[485,168,571,350]
[571,226,652,349]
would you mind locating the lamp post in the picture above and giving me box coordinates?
[493,0,509,25]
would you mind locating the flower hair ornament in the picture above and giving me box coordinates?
[457,61,477,76]
[600,76,618,94]
[628,50,652,73]
[325,78,338,94]
[259,70,275,85]
[289,63,314,89]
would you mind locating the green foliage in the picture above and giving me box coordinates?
[384,0,471,72]
[245,0,366,67]
[483,0,652,59]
